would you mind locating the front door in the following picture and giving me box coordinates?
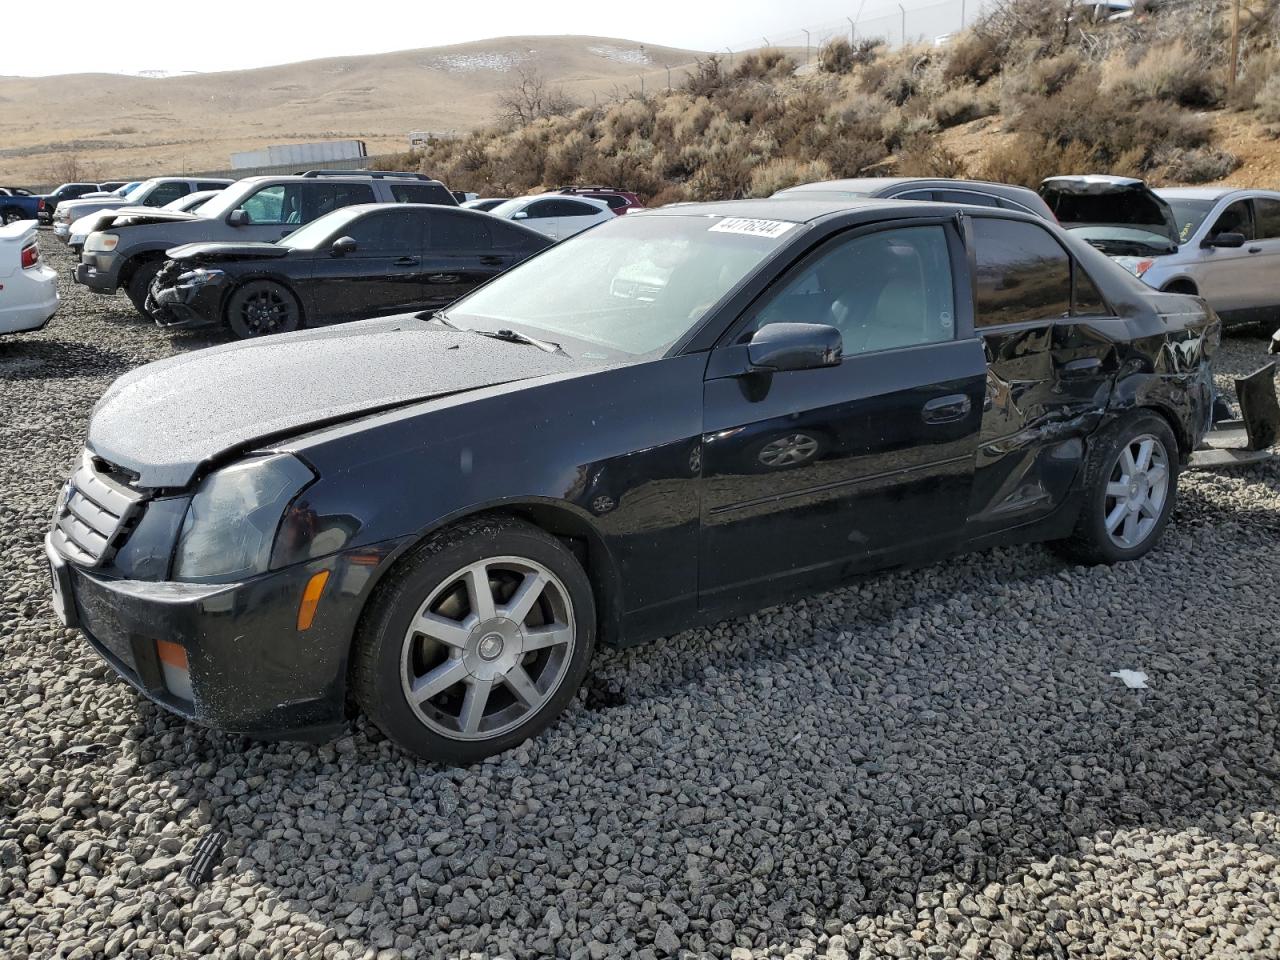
[308,209,429,323]
[699,221,987,607]
[1190,198,1258,320]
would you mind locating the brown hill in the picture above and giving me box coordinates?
[0,36,704,185]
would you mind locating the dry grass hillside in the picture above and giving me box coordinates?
[0,36,701,185]
[403,0,1280,201]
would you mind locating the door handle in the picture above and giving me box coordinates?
[1248,246,1262,254]
[395,256,420,266]
[922,394,971,424]
[480,256,503,266]
[1058,356,1103,379]
[428,273,459,283]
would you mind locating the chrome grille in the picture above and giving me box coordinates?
[50,451,145,566]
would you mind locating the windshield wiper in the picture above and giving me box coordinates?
[473,328,564,354]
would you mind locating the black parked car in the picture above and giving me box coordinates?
[48,197,1220,763]
[150,204,552,338]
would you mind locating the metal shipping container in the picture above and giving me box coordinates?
[231,140,367,170]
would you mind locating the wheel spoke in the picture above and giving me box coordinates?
[1122,510,1139,544]
[1135,439,1154,473]
[1138,496,1160,519]
[409,659,466,704]
[502,570,547,624]
[523,623,573,651]
[1106,501,1128,533]
[458,677,493,734]
[1146,465,1167,490]
[1106,481,1131,498]
[463,563,497,621]
[503,664,543,708]
[414,611,472,649]
[1119,445,1137,475]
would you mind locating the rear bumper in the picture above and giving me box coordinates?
[48,533,408,740]
[0,264,58,334]
[53,222,70,241]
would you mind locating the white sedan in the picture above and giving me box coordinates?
[486,193,614,240]
[0,221,58,335]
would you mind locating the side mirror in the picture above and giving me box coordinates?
[1203,231,1246,249]
[227,209,250,227]
[331,236,357,256]
[512,210,529,220]
[747,323,843,372]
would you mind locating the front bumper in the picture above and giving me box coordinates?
[53,221,70,241]
[150,270,227,328]
[74,258,119,293]
[47,533,406,740]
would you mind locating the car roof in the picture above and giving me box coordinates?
[516,192,612,209]
[1154,186,1280,201]
[640,196,940,224]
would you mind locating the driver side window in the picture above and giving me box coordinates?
[750,225,956,356]
[1209,200,1253,241]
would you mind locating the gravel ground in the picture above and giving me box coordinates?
[2,239,1279,960]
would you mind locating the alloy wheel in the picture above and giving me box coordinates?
[1103,433,1170,549]
[758,433,819,467]
[239,288,294,335]
[400,556,576,741]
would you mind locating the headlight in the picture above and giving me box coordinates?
[172,454,315,583]
[178,267,223,287]
[84,232,118,253]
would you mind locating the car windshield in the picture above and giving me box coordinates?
[277,207,364,249]
[1160,197,1217,243]
[487,198,530,218]
[116,182,142,197]
[442,214,793,358]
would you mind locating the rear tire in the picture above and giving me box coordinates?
[1,207,24,225]
[1051,411,1179,565]
[225,280,301,339]
[353,516,596,765]
[125,262,162,317]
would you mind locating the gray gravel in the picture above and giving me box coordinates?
[2,240,1279,959]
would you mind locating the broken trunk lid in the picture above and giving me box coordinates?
[1038,175,1180,247]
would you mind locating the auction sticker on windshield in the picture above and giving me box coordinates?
[708,218,796,239]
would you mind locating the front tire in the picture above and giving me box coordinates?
[125,262,162,317]
[225,280,301,339]
[1052,412,1179,565]
[353,516,596,764]
[1,208,24,225]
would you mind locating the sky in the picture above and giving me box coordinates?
[6,0,971,77]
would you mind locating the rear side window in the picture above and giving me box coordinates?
[1253,198,1280,240]
[936,189,1000,208]
[144,181,191,206]
[429,213,492,252]
[304,183,375,221]
[196,181,229,192]
[391,182,456,205]
[972,218,1071,327]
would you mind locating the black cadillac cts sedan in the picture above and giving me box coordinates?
[47,197,1220,763]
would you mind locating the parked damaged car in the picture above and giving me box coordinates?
[49,198,1235,763]
[66,189,225,253]
[1039,176,1280,326]
[149,203,551,338]
[77,173,455,314]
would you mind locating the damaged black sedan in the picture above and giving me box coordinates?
[48,198,1225,763]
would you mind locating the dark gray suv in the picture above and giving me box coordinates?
[772,177,1057,220]
[75,172,455,314]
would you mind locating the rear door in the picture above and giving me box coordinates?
[421,211,499,309]
[964,215,1118,535]
[306,208,428,323]
[699,219,987,605]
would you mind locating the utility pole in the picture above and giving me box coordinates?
[897,3,907,47]
[639,74,645,97]
[847,16,855,43]
[803,29,811,64]
[1228,0,1240,94]
[665,64,672,91]
[725,46,734,66]
[960,0,966,29]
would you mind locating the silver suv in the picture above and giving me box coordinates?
[75,172,454,314]
[1040,176,1280,326]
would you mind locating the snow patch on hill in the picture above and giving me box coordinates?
[430,51,534,73]
[587,45,652,65]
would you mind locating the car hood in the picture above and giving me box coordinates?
[88,316,584,489]
[1039,176,1180,247]
[166,240,289,262]
[100,208,202,231]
